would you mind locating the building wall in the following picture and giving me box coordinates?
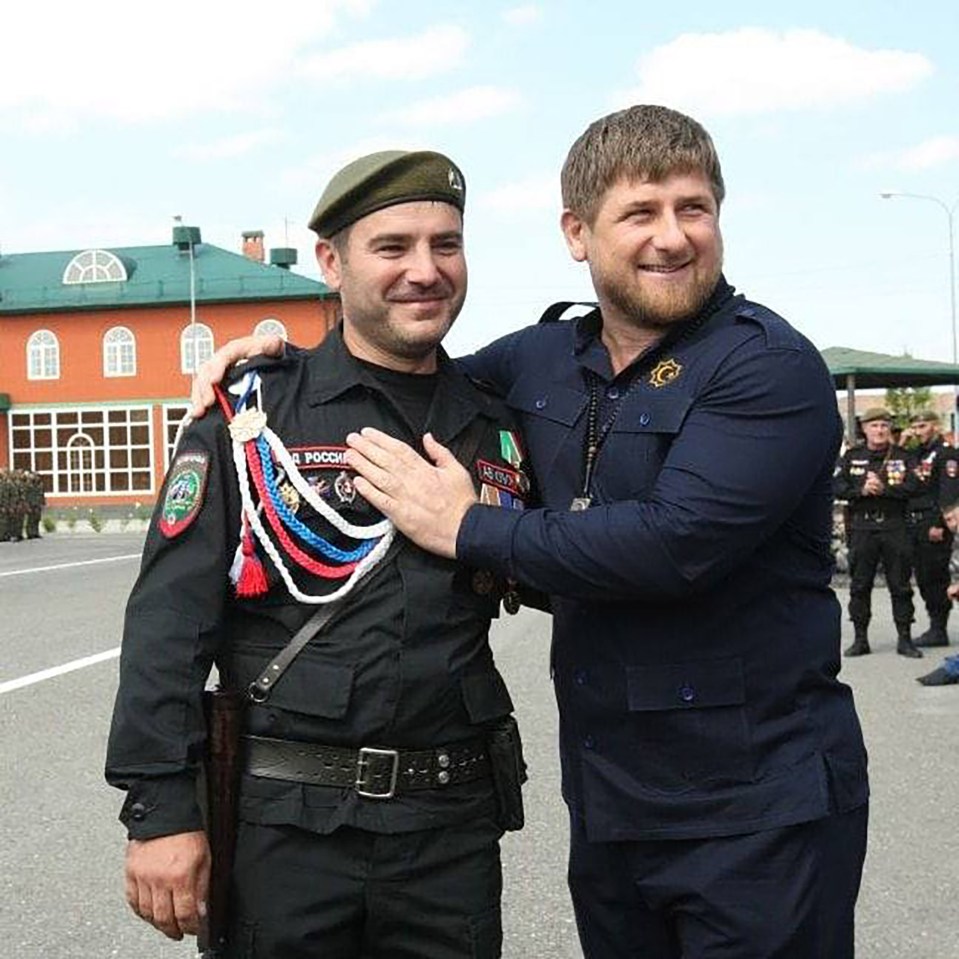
[1,296,339,506]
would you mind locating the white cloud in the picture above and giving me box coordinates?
[172,129,287,162]
[616,28,932,117]
[380,86,523,128]
[0,0,372,127]
[502,5,542,26]
[863,135,959,172]
[299,25,469,83]
[479,173,558,216]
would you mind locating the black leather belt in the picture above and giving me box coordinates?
[243,734,490,800]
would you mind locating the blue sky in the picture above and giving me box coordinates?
[2,0,958,360]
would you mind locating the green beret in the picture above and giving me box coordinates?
[860,407,892,424]
[308,150,466,237]
[911,410,940,423]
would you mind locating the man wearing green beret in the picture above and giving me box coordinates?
[835,406,922,657]
[901,410,959,648]
[108,150,531,958]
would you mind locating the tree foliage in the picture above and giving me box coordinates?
[885,386,933,431]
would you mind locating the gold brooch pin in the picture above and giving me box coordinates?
[649,358,683,389]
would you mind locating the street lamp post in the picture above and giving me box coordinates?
[880,191,959,432]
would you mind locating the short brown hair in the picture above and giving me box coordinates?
[561,104,725,224]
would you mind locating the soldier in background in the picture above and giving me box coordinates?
[917,501,959,685]
[23,471,46,539]
[902,411,959,648]
[834,407,922,657]
[0,471,11,541]
[0,470,27,542]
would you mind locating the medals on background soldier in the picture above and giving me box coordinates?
[215,372,394,605]
[886,460,906,486]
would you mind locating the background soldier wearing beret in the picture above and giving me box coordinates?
[23,470,46,539]
[835,407,922,657]
[107,150,535,958]
[901,411,959,648]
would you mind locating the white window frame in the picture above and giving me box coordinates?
[254,317,288,341]
[27,330,60,380]
[62,249,128,285]
[8,405,154,497]
[180,323,215,374]
[162,404,192,471]
[103,326,137,377]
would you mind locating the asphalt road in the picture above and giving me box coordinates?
[1,533,956,958]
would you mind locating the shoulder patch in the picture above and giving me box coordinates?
[159,452,210,538]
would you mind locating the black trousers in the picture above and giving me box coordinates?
[909,518,952,621]
[228,817,503,959]
[568,805,868,959]
[848,525,914,626]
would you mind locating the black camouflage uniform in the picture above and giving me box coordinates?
[907,420,959,647]
[107,150,536,959]
[834,413,920,657]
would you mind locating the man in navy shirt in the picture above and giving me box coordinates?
[195,105,869,959]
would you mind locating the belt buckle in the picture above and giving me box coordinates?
[355,747,399,799]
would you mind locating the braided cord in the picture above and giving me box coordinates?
[255,436,376,563]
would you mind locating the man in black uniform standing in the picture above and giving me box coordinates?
[904,410,959,648]
[835,407,921,657]
[106,151,531,958]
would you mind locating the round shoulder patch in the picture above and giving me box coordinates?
[159,452,210,539]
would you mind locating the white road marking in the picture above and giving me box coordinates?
[0,647,121,695]
[0,553,141,579]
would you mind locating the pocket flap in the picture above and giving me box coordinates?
[506,380,586,427]
[611,394,692,435]
[627,657,745,712]
[461,667,515,723]
[267,659,355,720]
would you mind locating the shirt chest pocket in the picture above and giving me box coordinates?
[506,380,587,492]
[598,394,692,500]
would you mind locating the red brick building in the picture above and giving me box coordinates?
[0,225,338,508]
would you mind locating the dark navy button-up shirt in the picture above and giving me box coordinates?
[456,277,869,842]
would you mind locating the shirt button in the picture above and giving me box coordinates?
[573,669,588,686]
[583,735,595,750]
[130,802,147,822]
[679,684,695,704]
[606,387,620,400]
[535,398,547,410]
[639,412,651,426]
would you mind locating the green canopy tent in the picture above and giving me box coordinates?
[820,346,959,444]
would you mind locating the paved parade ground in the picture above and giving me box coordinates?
[2,533,957,958]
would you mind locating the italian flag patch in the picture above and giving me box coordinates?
[158,452,210,539]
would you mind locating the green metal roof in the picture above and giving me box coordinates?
[0,235,331,314]
[822,346,959,389]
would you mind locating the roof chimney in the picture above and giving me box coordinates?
[269,247,298,270]
[172,225,201,250]
[242,230,265,263]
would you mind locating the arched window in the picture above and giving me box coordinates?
[254,318,288,341]
[27,330,60,380]
[180,323,215,374]
[103,326,136,377]
[62,249,128,284]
